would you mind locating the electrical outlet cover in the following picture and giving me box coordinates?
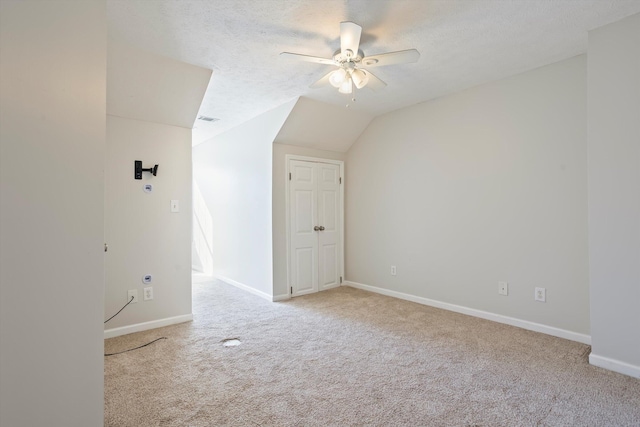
[498,281,508,296]
[143,286,153,301]
[535,287,546,302]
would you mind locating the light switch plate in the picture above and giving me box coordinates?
[171,200,179,213]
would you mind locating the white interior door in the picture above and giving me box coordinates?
[317,163,340,290]
[288,158,342,297]
[290,160,318,296]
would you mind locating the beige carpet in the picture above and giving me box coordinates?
[105,280,640,426]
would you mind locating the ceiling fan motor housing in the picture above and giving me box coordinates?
[333,49,364,66]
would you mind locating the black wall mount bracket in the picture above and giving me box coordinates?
[134,160,159,180]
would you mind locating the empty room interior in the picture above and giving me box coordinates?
[1,1,640,426]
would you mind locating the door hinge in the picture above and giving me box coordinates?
[291,286,293,295]
[289,172,292,180]
[339,177,342,184]
[340,276,343,284]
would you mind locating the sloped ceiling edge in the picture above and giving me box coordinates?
[274,97,374,153]
[107,42,212,129]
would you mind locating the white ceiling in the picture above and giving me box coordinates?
[274,97,373,152]
[107,1,640,145]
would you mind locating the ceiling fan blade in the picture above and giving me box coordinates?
[340,21,362,56]
[361,49,420,67]
[361,69,386,91]
[309,70,335,89]
[280,52,335,65]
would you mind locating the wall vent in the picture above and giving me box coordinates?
[197,115,219,122]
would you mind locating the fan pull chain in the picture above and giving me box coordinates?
[346,95,356,108]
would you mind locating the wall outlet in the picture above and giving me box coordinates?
[498,281,508,296]
[127,289,138,303]
[390,265,397,276]
[143,286,153,301]
[535,287,546,302]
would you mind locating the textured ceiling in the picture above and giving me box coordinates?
[107,1,640,145]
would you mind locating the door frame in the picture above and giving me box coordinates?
[285,154,345,297]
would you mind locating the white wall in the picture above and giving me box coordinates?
[193,101,295,299]
[346,55,589,339]
[192,178,213,274]
[272,143,347,299]
[588,13,640,378]
[0,1,106,425]
[105,115,192,335]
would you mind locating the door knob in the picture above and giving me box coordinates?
[319,226,325,231]
[314,226,320,231]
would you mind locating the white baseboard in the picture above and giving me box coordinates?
[214,275,273,302]
[192,272,214,284]
[344,281,591,345]
[104,314,193,339]
[272,293,291,302]
[589,353,640,378]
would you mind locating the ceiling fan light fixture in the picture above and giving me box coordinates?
[338,76,353,94]
[351,69,369,89]
[329,68,347,88]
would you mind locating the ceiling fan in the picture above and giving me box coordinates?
[281,21,420,95]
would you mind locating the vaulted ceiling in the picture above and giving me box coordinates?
[107,1,640,146]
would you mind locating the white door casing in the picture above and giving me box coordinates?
[287,156,344,297]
